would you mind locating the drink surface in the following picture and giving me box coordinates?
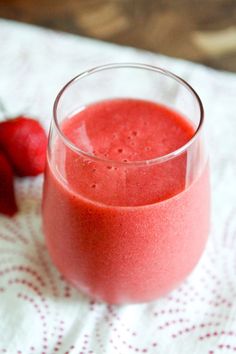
[43,98,210,304]
[64,98,194,162]
[59,99,195,206]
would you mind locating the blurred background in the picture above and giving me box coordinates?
[0,0,236,72]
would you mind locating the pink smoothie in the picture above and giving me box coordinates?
[43,99,210,304]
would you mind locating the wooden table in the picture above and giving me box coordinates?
[0,0,236,72]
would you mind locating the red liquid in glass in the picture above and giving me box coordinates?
[43,99,210,304]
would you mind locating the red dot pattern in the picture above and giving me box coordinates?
[0,183,235,353]
[1,181,236,354]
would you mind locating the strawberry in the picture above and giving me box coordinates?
[0,116,47,176]
[0,152,18,216]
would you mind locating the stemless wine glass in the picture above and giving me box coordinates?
[42,63,210,305]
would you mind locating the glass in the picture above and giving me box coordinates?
[42,63,210,304]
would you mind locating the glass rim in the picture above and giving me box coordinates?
[53,63,204,166]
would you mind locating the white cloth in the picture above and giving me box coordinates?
[0,19,236,354]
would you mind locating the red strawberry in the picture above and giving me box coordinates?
[0,152,18,216]
[0,116,47,176]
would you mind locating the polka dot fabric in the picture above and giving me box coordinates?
[0,19,236,354]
